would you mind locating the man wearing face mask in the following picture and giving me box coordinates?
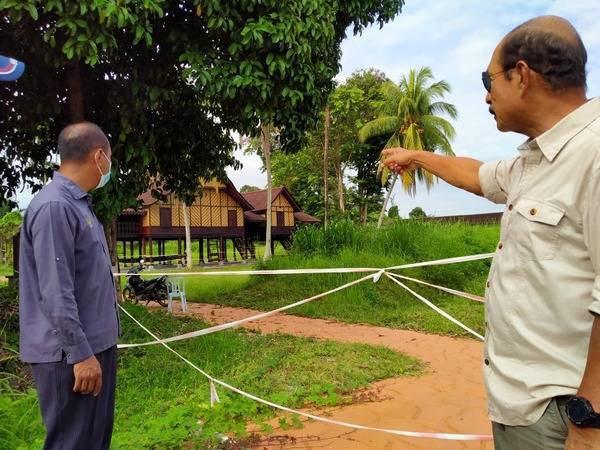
[19,122,119,450]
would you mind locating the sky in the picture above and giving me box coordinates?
[15,1,600,215]
[226,0,600,217]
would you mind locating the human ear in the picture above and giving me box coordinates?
[515,61,531,97]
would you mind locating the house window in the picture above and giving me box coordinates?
[160,207,172,228]
[277,211,285,227]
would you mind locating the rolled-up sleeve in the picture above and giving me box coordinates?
[478,158,518,205]
[584,172,600,316]
[30,202,93,363]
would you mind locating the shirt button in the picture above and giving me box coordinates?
[508,204,514,211]
[530,208,538,216]
[484,358,490,366]
[498,242,503,250]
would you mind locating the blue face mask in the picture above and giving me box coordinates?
[94,150,112,190]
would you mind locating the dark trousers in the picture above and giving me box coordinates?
[31,346,117,450]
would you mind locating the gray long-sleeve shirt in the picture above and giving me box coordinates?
[19,172,119,364]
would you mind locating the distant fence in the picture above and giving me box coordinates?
[424,212,502,225]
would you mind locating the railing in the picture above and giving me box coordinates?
[117,222,141,236]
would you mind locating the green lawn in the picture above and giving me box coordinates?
[175,220,499,338]
[0,263,13,278]
[1,304,423,449]
[3,220,500,448]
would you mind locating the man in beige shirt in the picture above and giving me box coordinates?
[383,16,599,450]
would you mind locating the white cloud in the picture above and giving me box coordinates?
[226,147,266,189]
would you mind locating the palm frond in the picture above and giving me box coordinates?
[420,114,456,141]
[358,116,399,143]
[429,101,458,119]
[374,66,457,196]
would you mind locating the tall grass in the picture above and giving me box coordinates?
[200,220,500,337]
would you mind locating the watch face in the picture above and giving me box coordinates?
[567,397,592,423]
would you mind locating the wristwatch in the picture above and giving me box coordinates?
[566,396,600,428]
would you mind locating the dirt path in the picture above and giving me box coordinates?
[165,302,492,450]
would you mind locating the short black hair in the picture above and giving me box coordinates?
[501,18,587,91]
[58,122,110,163]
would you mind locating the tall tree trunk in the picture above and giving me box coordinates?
[377,173,398,229]
[66,61,85,122]
[182,202,193,268]
[103,220,122,302]
[322,104,330,228]
[334,161,345,213]
[360,203,368,224]
[261,123,273,261]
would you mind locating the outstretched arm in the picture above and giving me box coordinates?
[382,148,484,196]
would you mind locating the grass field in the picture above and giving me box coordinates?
[165,220,500,338]
[1,302,423,449]
[2,219,499,448]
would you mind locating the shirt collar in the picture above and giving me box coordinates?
[52,171,90,201]
[520,97,600,162]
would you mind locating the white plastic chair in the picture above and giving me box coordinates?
[167,277,187,313]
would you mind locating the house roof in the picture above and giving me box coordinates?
[138,179,254,210]
[242,186,302,212]
[120,208,146,217]
[294,211,320,224]
[243,211,266,223]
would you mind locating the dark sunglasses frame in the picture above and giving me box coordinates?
[481,69,507,92]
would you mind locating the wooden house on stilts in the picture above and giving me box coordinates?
[116,179,319,265]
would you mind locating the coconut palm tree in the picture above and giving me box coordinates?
[359,67,457,227]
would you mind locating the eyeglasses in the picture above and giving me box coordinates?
[481,69,507,93]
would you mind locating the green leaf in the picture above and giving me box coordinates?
[27,4,38,20]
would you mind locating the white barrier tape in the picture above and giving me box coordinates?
[113,267,380,277]
[210,380,220,407]
[373,269,385,283]
[113,253,494,278]
[118,304,493,442]
[385,253,494,271]
[118,273,376,349]
[385,274,485,341]
[387,273,485,303]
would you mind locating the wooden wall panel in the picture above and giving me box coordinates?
[139,185,253,231]
[285,210,294,226]
[149,204,161,226]
[142,210,150,227]
[190,205,202,225]
[201,206,211,226]
[173,202,182,227]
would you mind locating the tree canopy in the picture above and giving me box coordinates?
[0,0,236,220]
[1,0,405,223]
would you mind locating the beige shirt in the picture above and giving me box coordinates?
[478,97,600,426]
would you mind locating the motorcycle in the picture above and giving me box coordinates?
[122,260,168,307]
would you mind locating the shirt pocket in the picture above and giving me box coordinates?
[513,198,565,261]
